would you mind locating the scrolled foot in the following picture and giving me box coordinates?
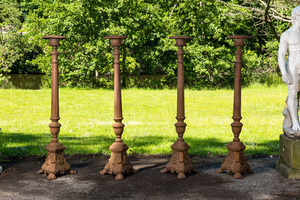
[191,168,198,173]
[233,172,243,179]
[177,172,186,179]
[70,169,77,174]
[216,168,223,173]
[47,173,57,180]
[99,170,107,175]
[37,169,44,174]
[115,173,124,180]
[160,168,168,173]
[187,168,198,173]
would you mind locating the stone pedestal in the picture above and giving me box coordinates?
[276,134,300,179]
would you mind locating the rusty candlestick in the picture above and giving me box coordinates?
[100,36,136,180]
[161,36,197,179]
[216,35,253,179]
[38,35,75,180]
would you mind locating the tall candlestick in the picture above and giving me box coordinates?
[38,35,75,180]
[216,35,253,179]
[100,36,136,180]
[161,36,197,179]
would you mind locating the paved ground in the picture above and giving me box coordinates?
[0,155,300,200]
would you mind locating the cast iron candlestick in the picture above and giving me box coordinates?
[38,35,75,180]
[161,36,197,179]
[216,35,253,179]
[100,36,136,180]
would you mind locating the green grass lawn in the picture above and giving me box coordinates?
[0,83,287,157]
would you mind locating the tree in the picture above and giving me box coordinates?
[216,0,293,74]
[0,0,42,87]
[0,0,23,74]
[3,0,288,88]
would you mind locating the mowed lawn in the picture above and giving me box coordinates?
[0,83,287,157]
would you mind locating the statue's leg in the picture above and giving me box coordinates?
[287,65,300,130]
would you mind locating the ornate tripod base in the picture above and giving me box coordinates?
[100,142,137,180]
[161,140,197,179]
[37,142,76,180]
[216,141,253,179]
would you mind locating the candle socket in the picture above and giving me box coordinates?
[37,35,76,180]
[161,36,197,179]
[216,35,253,179]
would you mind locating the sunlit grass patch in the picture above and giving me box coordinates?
[0,83,287,157]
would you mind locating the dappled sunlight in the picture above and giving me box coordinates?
[126,121,142,125]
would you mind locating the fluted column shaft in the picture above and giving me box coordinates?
[50,44,60,142]
[176,46,186,140]
[112,46,124,142]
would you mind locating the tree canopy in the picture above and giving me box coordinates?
[0,0,295,88]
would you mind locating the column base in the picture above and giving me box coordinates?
[216,141,253,179]
[276,162,300,179]
[37,142,76,180]
[276,134,300,179]
[161,140,197,179]
[100,142,137,180]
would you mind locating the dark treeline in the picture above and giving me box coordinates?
[0,0,295,88]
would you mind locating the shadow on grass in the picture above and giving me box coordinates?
[186,137,278,156]
[0,132,279,158]
[0,132,50,158]
[243,139,279,156]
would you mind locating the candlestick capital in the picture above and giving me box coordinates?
[228,35,251,47]
[169,36,192,46]
[104,35,127,47]
[42,35,66,47]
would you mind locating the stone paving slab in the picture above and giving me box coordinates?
[0,155,300,200]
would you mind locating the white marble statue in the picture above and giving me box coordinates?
[279,6,300,137]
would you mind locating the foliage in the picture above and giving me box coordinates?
[0,0,41,85]
[1,0,294,88]
[217,0,293,76]
[0,0,22,76]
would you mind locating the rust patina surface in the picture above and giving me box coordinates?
[38,35,76,180]
[216,35,253,179]
[161,36,197,179]
[100,36,137,180]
